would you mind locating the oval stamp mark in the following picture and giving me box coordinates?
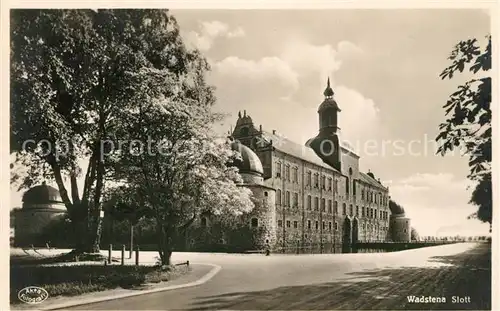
[17,286,49,304]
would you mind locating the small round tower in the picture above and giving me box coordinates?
[14,182,67,246]
[230,140,277,250]
[389,204,410,242]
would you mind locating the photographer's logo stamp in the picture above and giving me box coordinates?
[18,286,49,304]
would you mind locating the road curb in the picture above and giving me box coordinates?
[37,263,222,310]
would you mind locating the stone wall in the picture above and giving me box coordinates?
[14,209,66,246]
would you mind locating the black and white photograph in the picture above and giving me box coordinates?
[5,2,497,310]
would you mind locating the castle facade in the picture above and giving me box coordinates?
[185,80,410,253]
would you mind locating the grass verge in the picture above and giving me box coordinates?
[10,264,189,304]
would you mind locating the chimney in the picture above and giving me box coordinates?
[259,124,262,132]
[272,130,276,134]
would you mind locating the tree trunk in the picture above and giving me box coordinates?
[87,216,102,253]
[73,218,88,253]
[156,222,174,266]
[70,204,102,254]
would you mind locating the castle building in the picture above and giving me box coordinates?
[13,182,67,247]
[186,79,411,253]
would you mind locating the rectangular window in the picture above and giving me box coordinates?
[349,204,353,215]
[286,220,291,228]
[328,178,332,191]
[334,201,338,214]
[362,206,365,217]
[335,222,338,231]
[374,209,377,219]
[307,195,312,210]
[315,221,319,230]
[293,192,299,207]
[307,171,312,186]
[321,198,326,212]
[328,200,332,213]
[278,220,283,227]
[307,220,311,229]
[293,221,298,228]
[321,175,326,190]
[322,221,326,230]
[314,173,319,188]
[286,191,290,206]
[329,222,332,231]
[342,204,346,215]
[276,163,281,178]
[314,197,319,211]
[277,189,282,205]
[362,189,365,200]
[251,218,258,227]
[353,180,356,196]
[285,165,290,181]
[356,206,359,216]
[335,179,339,193]
[293,167,298,183]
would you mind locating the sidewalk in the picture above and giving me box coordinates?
[11,263,220,310]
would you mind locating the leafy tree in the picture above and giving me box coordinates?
[111,94,254,265]
[103,186,153,225]
[436,36,492,224]
[10,9,201,253]
[388,199,405,215]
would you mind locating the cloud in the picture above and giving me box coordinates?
[227,27,245,38]
[184,21,245,51]
[212,56,300,100]
[337,40,364,57]
[335,85,380,143]
[208,39,379,146]
[281,39,342,82]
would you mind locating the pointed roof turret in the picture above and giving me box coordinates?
[323,77,334,98]
[318,77,340,112]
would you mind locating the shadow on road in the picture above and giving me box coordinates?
[188,243,491,310]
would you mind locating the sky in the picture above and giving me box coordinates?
[10,9,491,237]
[172,9,491,236]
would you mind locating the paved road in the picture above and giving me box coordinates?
[65,243,489,310]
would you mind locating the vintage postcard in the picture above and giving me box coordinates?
[3,1,497,310]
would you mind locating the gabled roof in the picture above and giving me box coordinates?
[260,131,340,173]
[359,172,387,190]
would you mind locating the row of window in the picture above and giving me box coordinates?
[278,219,339,231]
[275,162,339,191]
[276,190,389,220]
[277,219,389,233]
[361,189,388,205]
[275,162,388,206]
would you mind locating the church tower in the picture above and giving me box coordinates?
[319,77,341,135]
[305,78,342,171]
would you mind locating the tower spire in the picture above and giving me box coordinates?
[323,77,334,98]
